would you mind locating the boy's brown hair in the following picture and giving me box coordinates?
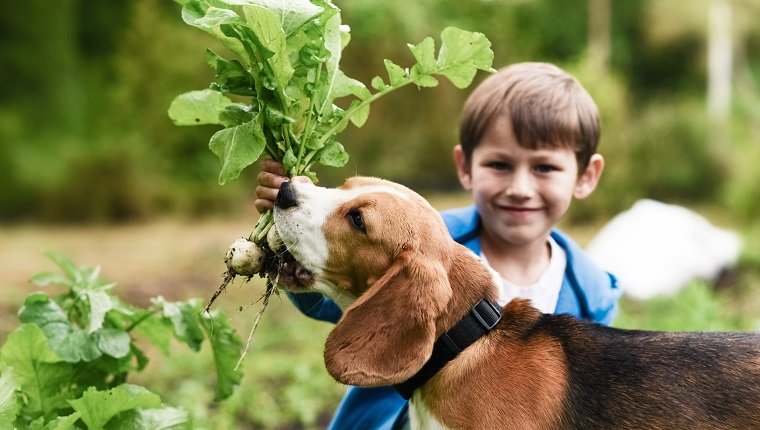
[459,62,600,171]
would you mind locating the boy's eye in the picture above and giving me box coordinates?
[486,161,510,171]
[535,164,558,173]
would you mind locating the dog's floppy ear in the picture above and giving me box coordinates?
[324,251,451,386]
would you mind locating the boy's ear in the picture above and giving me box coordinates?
[574,153,604,199]
[453,145,473,190]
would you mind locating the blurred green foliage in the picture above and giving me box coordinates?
[1,0,759,224]
[129,287,344,429]
[615,280,758,332]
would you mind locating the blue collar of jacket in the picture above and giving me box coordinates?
[440,205,620,325]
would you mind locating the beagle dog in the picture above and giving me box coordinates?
[271,176,760,430]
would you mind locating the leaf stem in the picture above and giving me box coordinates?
[126,308,161,333]
[312,77,414,152]
[295,64,323,174]
[251,211,274,244]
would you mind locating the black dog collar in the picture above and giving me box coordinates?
[393,298,502,400]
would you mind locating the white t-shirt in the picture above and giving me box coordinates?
[482,237,567,313]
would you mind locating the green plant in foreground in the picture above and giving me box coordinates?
[167,0,494,246]
[0,253,243,429]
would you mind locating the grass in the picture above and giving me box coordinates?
[1,196,758,429]
[615,280,760,332]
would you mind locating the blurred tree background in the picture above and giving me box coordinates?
[1,0,758,225]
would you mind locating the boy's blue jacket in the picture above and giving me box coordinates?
[286,205,621,430]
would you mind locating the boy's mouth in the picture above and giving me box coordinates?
[498,205,542,219]
[500,205,541,213]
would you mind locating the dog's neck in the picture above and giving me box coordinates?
[434,246,502,338]
[392,246,504,399]
[394,297,502,399]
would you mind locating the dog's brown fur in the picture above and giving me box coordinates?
[274,177,760,429]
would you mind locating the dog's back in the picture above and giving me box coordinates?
[523,310,760,429]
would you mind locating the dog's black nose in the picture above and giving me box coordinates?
[275,181,299,209]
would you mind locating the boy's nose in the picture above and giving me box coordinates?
[506,170,535,200]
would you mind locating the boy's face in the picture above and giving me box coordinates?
[454,116,602,250]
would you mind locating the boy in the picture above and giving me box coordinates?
[255,62,621,429]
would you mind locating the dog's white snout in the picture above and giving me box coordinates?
[273,181,332,276]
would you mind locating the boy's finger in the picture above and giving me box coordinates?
[260,158,287,176]
[253,197,274,214]
[257,170,288,189]
[255,182,280,201]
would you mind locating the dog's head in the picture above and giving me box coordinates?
[273,177,486,386]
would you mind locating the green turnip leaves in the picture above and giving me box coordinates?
[168,0,495,185]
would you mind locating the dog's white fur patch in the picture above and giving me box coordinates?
[409,393,449,430]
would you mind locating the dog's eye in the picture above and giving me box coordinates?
[347,210,366,232]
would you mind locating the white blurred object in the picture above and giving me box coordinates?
[586,199,742,300]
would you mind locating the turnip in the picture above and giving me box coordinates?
[225,238,266,278]
[221,228,283,278]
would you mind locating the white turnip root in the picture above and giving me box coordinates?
[204,237,269,315]
[205,225,313,365]
[225,238,266,278]
[204,226,297,314]
[266,225,284,254]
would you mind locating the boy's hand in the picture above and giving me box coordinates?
[254,159,311,213]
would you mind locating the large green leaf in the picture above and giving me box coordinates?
[108,407,188,430]
[95,328,131,359]
[133,309,174,356]
[436,27,495,89]
[29,271,71,288]
[317,141,349,167]
[0,367,18,428]
[206,50,254,96]
[53,329,102,363]
[18,293,72,354]
[86,290,114,333]
[408,37,440,88]
[69,384,162,430]
[168,89,234,126]
[157,298,206,352]
[0,324,73,416]
[209,117,267,185]
[241,5,294,89]
[383,59,406,87]
[19,292,68,328]
[18,294,101,363]
[246,0,323,36]
[200,313,243,401]
[181,1,248,62]
[314,5,344,114]
[43,412,82,430]
[408,37,437,73]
